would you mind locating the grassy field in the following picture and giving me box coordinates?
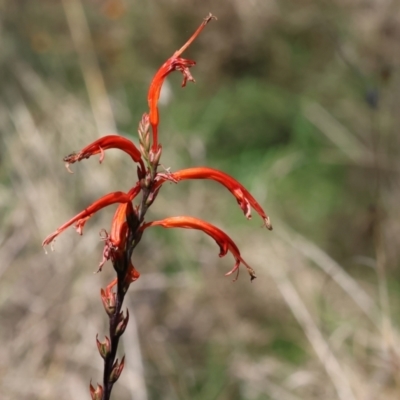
[1,1,400,399]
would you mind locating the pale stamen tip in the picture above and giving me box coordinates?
[205,13,217,22]
[264,217,273,230]
[65,163,74,174]
[99,146,105,163]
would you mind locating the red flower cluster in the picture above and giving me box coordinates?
[43,13,272,288]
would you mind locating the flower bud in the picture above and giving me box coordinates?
[145,187,161,207]
[109,356,125,383]
[149,145,162,167]
[115,309,130,337]
[100,287,116,316]
[141,173,152,189]
[89,382,103,400]
[139,113,150,137]
[96,334,111,359]
[139,143,148,158]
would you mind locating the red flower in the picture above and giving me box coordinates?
[43,13,269,287]
[142,216,256,281]
[156,167,272,229]
[63,135,145,175]
[147,13,216,151]
[98,202,132,272]
[98,200,141,280]
[42,184,140,248]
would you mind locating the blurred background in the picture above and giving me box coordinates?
[1,0,400,399]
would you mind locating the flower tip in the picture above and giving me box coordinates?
[247,265,257,281]
[65,163,74,174]
[264,217,273,230]
[42,234,56,250]
[205,13,218,22]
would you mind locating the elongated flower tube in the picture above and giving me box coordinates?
[42,184,140,248]
[148,13,216,151]
[98,199,141,277]
[64,135,145,175]
[142,216,256,281]
[99,202,132,271]
[156,167,272,229]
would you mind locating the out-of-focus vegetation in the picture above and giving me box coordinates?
[1,0,400,399]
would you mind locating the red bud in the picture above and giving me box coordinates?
[109,356,125,383]
[96,334,111,359]
[89,382,103,400]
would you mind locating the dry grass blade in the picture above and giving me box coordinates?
[277,223,381,331]
[303,102,372,164]
[265,241,357,400]
[62,0,116,135]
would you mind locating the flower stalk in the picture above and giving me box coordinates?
[43,13,271,400]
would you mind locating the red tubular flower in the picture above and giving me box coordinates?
[148,13,216,151]
[156,167,272,229]
[99,202,131,271]
[98,198,141,276]
[142,216,256,281]
[42,184,140,248]
[64,135,145,174]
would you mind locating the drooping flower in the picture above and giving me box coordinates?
[99,202,132,272]
[142,216,256,281]
[156,167,272,229]
[43,13,269,290]
[98,199,141,279]
[148,13,216,151]
[63,135,145,175]
[42,184,140,248]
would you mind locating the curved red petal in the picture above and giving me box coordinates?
[156,167,272,229]
[42,188,140,247]
[64,135,145,173]
[147,14,216,151]
[142,216,255,281]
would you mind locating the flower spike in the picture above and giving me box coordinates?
[142,216,256,281]
[64,135,145,174]
[41,15,269,400]
[156,167,272,229]
[148,13,216,151]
